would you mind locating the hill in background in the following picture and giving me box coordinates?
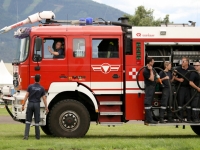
[0,0,127,62]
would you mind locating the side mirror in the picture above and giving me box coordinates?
[35,37,42,51]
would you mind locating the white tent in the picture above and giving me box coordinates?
[0,60,13,87]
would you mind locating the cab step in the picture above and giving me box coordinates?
[145,122,200,126]
[99,101,122,105]
[100,122,123,126]
[100,112,123,115]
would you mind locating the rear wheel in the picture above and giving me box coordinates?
[191,125,200,135]
[49,99,90,138]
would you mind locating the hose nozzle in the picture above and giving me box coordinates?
[156,73,164,88]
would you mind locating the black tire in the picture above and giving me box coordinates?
[191,125,200,136]
[41,114,52,135]
[49,99,90,138]
[41,125,52,135]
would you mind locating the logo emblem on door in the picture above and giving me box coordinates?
[91,63,120,74]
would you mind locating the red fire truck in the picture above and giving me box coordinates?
[1,11,200,137]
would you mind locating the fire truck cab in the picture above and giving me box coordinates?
[1,11,200,137]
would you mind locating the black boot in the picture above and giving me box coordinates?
[187,108,192,122]
[35,125,40,140]
[192,110,200,123]
[178,108,184,122]
[167,108,175,123]
[23,123,30,140]
[159,108,166,123]
[159,118,166,123]
[144,109,157,124]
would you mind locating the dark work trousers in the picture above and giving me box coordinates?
[24,102,40,139]
[177,87,191,120]
[190,89,200,120]
[144,85,155,121]
[160,87,169,119]
[167,86,175,120]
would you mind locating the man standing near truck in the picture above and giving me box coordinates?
[174,57,194,122]
[189,60,200,123]
[22,74,49,140]
[143,57,158,124]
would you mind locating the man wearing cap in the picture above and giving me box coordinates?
[189,60,200,122]
[22,74,49,140]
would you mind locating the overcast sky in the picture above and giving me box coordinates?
[93,0,200,26]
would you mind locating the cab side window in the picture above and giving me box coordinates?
[92,38,119,58]
[73,39,85,57]
[43,38,65,59]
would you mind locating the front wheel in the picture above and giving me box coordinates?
[49,99,90,138]
[191,125,200,136]
[41,114,52,135]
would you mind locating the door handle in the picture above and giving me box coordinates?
[59,75,67,78]
[112,74,120,79]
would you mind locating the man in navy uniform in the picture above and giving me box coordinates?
[143,57,158,124]
[22,74,49,140]
[174,57,195,122]
[189,60,200,122]
[159,62,175,123]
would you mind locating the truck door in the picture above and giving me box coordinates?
[30,36,68,89]
[90,36,123,94]
[67,36,91,86]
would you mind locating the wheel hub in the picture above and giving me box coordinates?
[59,111,80,132]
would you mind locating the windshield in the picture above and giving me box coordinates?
[16,37,30,62]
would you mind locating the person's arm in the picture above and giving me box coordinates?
[173,69,184,82]
[22,92,29,111]
[42,95,49,113]
[171,75,175,82]
[48,46,59,56]
[148,66,154,81]
[189,81,200,92]
[189,72,200,92]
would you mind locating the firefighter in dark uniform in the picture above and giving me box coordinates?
[189,60,200,122]
[159,62,175,123]
[143,57,158,124]
[174,57,195,122]
[22,74,49,140]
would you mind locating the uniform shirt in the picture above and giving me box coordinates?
[176,65,195,87]
[53,49,64,58]
[159,70,172,88]
[189,72,200,86]
[143,67,156,86]
[27,83,45,103]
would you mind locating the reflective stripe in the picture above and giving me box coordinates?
[167,106,173,109]
[178,106,182,109]
[186,106,191,109]
[145,107,151,109]
[192,108,200,111]
[161,106,166,109]
[25,121,31,124]
[35,124,39,126]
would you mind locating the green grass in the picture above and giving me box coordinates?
[0,122,199,150]
[0,106,11,116]
[0,108,200,150]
